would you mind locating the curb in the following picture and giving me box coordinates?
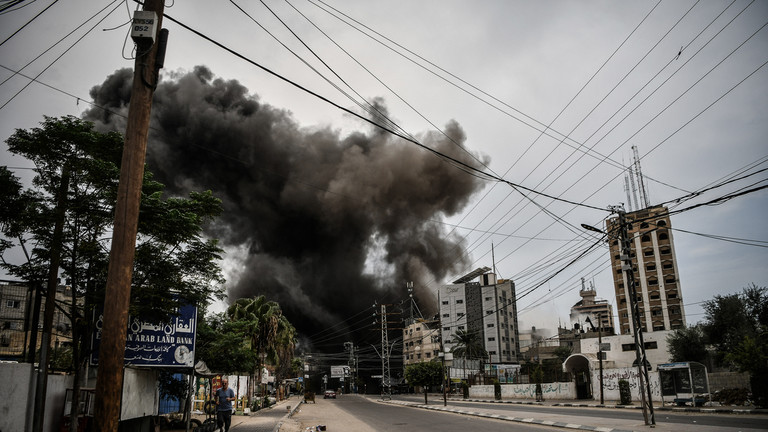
[449,397,767,415]
[383,400,639,432]
[272,399,303,432]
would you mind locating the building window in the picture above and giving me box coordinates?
[489,351,496,355]
[486,310,493,315]
[456,299,464,304]
[487,323,495,328]
[5,300,20,309]
[442,300,449,305]
[488,337,495,341]
[659,233,669,240]
[657,220,667,227]
[485,296,492,301]
[457,312,465,318]
[425,353,431,358]
[645,341,658,349]
[442,314,449,318]
[458,325,465,330]
[443,326,450,331]
[641,234,651,242]
[622,343,635,351]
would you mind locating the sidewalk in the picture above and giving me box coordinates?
[169,396,303,432]
[449,395,768,414]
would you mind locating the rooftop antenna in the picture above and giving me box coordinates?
[632,145,651,209]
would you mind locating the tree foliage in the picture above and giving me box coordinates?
[666,325,708,363]
[450,328,488,360]
[404,361,444,404]
[700,284,768,407]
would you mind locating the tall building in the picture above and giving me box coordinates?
[606,205,686,334]
[438,268,520,364]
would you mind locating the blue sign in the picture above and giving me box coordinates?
[91,303,197,367]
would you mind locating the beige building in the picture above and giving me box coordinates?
[402,319,441,365]
[0,280,74,359]
[606,205,686,334]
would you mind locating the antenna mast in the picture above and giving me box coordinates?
[632,145,650,209]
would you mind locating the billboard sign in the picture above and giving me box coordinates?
[330,365,350,378]
[91,303,197,367]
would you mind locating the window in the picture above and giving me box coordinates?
[486,310,493,315]
[657,220,667,227]
[622,343,636,352]
[488,351,496,355]
[442,301,449,305]
[458,325,465,330]
[425,353,431,358]
[417,354,421,359]
[485,296,492,301]
[644,250,654,257]
[5,300,20,309]
[641,235,651,242]
[457,312,465,318]
[659,233,669,240]
[487,323,495,328]
[443,326,450,331]
[456,299,464,304]
[488,337,495,342]
[442,314,450,318]
[645,341,658,350]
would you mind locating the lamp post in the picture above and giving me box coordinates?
[582,213,654,425]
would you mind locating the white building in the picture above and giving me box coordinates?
[402,319,441,366]
[438,268,520,364]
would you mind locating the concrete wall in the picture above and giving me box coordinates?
[121,367,159,420]
[708,371,750,392]
[592,367,662,402]
[1,362,74,432]
[468,382,575,400]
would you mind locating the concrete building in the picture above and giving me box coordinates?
[0,280,74,360]
[402,319,441,366]
[569,279,615,334]
[606,205,686,334]
[438,267,520,364]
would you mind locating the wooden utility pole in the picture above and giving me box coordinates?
[93,0,165,430]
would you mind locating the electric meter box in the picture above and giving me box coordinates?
[131,11,158,44]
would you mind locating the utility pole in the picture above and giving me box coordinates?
[380,304,391,400]
[614,206,655,426]
[596,312,604,405]
[94,1,166,430]
[344,342,355,394]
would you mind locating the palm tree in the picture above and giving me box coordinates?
[227,295,281,403]
[450,329,488,383]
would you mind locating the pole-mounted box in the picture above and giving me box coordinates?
[131,11,158,45]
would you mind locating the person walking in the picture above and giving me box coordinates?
[213,378,235,432]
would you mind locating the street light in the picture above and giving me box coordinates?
[582,215,655,425]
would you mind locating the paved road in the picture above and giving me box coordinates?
[434,398,768,430]
[282,395,559,432]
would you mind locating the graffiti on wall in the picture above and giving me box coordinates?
[600,368,660,396]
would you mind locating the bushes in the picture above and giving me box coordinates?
[712,388,751,406]
[618,379,632,405]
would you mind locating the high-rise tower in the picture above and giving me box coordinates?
[606,205,686,334]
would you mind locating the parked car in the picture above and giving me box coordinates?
[323,390,336,399]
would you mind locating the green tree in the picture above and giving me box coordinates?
[226,295,284,403]
[404,361,444,404]
[1,116,226,429]
[450,329,488,360]
[702,284,768,407]
[666,325,708,363]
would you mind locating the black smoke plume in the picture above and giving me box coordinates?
[84,66,488,344]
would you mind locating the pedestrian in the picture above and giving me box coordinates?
[213,378,235,432]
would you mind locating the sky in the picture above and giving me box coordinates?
[1,0,766,345]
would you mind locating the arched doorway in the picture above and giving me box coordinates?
[563,354,597,400]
